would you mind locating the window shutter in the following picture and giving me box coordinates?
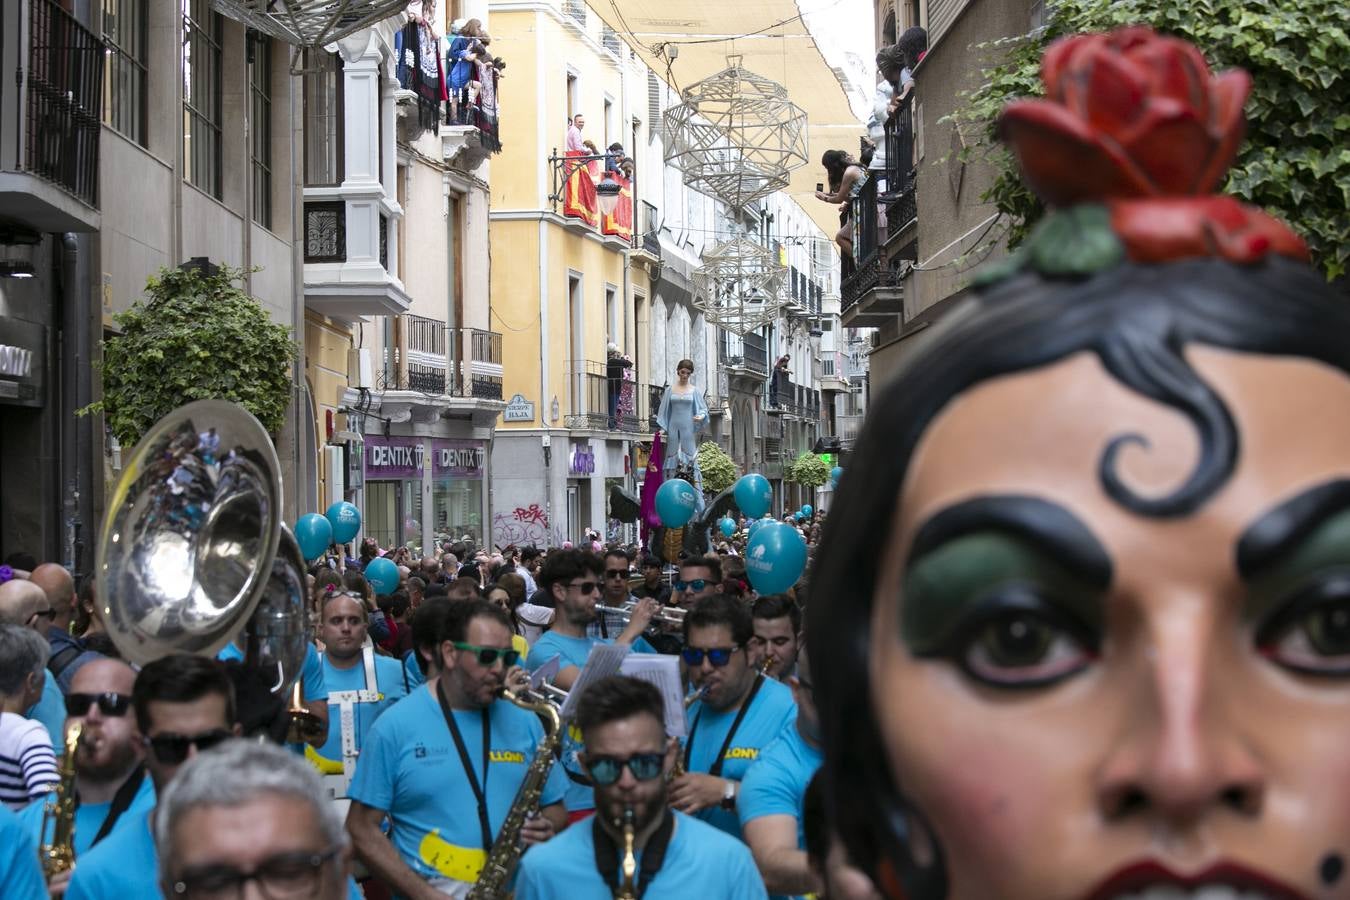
[647,73,661,144]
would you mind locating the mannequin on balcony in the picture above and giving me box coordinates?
[655,359,709,490]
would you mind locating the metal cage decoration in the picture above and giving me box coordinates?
[692,237,789,336]
[662,57,809,211]
[210,0,411,47]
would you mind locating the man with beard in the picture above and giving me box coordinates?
[739,645,823,899]
[524,549,658,819]
[630,554,671,606]
[64,654,240,899]
[747,595,801,681]
[19,658,154,895]
[672,596,796,840]
[346,599,567,899]
[591,547,638,640]
[313,592,408,797]
[515,676,765,899]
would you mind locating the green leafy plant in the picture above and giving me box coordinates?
[786,452,830,489]
[950,0,1349,279]
[697,441,739,494]
[83,263,296,447]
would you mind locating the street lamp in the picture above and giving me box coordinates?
[596,174,622,218]
[0,228,40,279]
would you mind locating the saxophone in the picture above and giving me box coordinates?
[615,806,638,900]
[467,689,562,899]
[671,685,706,779]
[41,723,82,878]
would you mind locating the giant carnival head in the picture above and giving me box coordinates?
[810,26,1350,900]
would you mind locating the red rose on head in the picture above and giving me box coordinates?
[1000,26,1250,204]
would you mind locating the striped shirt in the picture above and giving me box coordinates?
[0,713,58,810]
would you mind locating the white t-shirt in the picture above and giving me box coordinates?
[0,712,58,809]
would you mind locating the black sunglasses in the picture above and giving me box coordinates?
[452,642,521,667]
[568,581,600,595]
[586,752,665,786]
[65,692,132,718]
[681,646,741,668]
[604,569,628,578]
[147,729,233,765]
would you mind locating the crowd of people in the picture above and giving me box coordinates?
[0,519,849,900]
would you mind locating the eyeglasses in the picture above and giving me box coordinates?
[585,752,666,786]
[170,845,342,899]
[452,642,521,667]
[64,692,132,718]
[674,579,708,593]
[681,646,742,668]
[604,569,628,579]
[146,729,232,765]
[567,581,600,595]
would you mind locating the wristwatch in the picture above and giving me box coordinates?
[720,780,737,811]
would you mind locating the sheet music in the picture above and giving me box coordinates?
[558,643,631,720]
[529,654,562,690]
[620,653,689,738]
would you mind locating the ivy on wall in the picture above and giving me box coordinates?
[697,441,740,494]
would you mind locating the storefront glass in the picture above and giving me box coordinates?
[362,436,487,554]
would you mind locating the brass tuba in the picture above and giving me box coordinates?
[98,400,310,702]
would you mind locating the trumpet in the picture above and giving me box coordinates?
[595,600,686,627]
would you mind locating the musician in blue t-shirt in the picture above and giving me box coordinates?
[0,802,45,900]
[348,599,567,898]
[218,636,328,748]
[738,646,824,900]
[524,548,659,818]
[516,675,766,900]
[673,596,797,839]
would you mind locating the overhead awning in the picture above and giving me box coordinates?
[591,0,870,237]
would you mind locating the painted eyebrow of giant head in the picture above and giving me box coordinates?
[1236,479,1350,581]
[906,494,1114,590]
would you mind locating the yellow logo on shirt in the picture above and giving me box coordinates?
[489,749,526,764]
[419,829,486,882]
[724,747,760,761]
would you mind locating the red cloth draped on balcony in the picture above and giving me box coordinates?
[563,150,600,226]
[601,173,634,240]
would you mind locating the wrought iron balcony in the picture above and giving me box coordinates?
[719,331,769,378]
[548,151,640,247]
[0,0,104,231]
[565,359,655,434]
[382,316,503,401]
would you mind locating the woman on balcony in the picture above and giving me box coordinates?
[815,151,868,270]
[655,358,709,486]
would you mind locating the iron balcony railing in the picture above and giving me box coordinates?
[566,359,655,433]
[383,315,504,400]
[548,150,640,248]
[2,0,105,208]
[719,331,769,377]
[881,90,917,230]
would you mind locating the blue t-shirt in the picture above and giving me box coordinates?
[18,768,156,857]
[315,652,409,764]
[516,810,767,900]
[26,669,66,755]
[738,725,823,900]
[218,642,327,703]
[0,802,46,900]
[66,810,365,900]
[347,684,567,887]
[403,650,426,692]
[683,677,796,838]
[524,632,655,812]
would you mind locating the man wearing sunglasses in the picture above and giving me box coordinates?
[524,549,659,820]
[591,548,638,640]
[739,645,824,900]
[64,654,240,899]
[312,591,408,799]
[348,599,567,899]
[17,658,155,895]
[515,675,766,899]
[673,596,797,840]
[675,555,724,612]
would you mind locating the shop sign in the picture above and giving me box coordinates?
[569,444,595,476]
[0,319,45,407]
[503,393,535,422]
[365,435,486,480]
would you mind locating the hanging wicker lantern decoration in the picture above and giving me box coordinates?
[692,236,789,336]
[210,0,412,47]
[662,56,809,211]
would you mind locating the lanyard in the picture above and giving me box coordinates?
[80,764,145,847]
[592,809,675,898]
[436,679,493,852]
[683,673,765,777]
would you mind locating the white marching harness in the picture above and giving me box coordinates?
[321,639,382,808]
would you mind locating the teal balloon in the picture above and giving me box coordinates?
[745,522,808,595]
[830,466,843,483]
[294,513,332,561]
[364,557,400,596]
[656,480,699,527]
[325,501,361,544]
[734,474,772,519]
[719,517,737,537]
[801,504,813,517]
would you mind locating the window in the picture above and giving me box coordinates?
[603,97,613,147]
[303,50,343,185]
[183,0,223,197]
[102,0,147,145]
[249,34,273,228]
[606,286,618,347]
[566,72,579,121]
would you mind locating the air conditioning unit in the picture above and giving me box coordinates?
[349,348,374,388]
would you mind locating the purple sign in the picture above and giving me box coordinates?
[365,436,486,480]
